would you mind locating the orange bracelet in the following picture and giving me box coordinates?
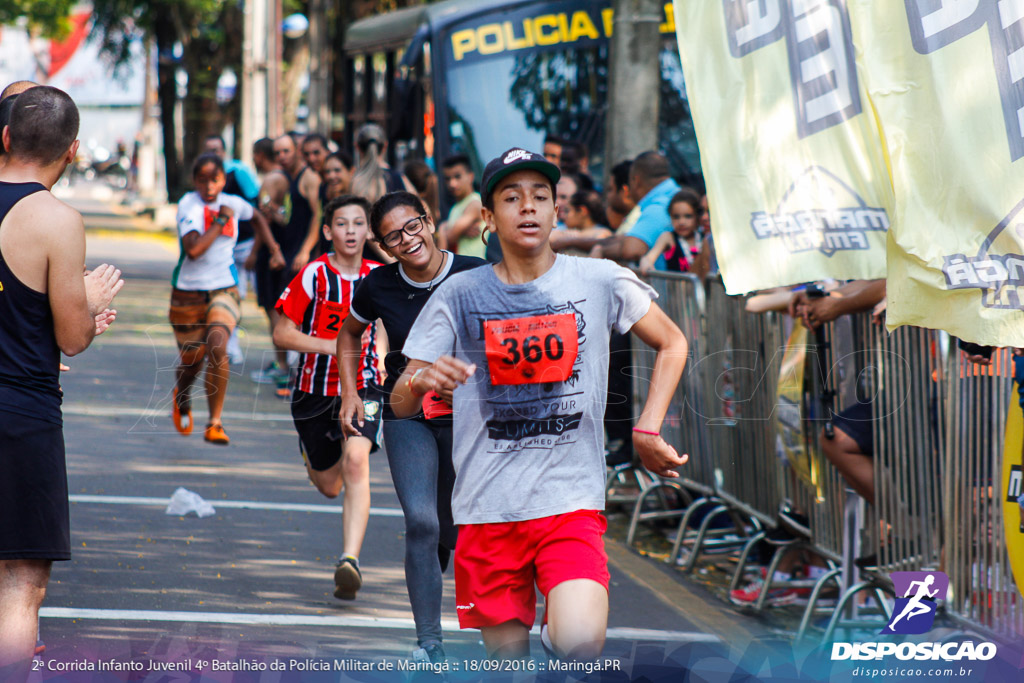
[633,428,660,436]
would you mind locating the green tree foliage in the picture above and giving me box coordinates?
[0,0,76,37]
[90,0,241,199]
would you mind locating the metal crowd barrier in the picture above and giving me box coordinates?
[944,349,1023,643]
[820,321,948,640]
[620,271,1024,644]
[622,272,717,544]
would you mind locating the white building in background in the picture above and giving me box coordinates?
[0,6,161,197]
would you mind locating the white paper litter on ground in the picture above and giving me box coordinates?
[165,487,216,518]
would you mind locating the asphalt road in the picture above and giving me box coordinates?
[30,231,776,682]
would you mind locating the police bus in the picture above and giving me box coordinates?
[341,0,700,187]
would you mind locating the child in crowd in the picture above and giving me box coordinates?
[170,154,281,444]
[638,188,703,274]
[551,190,612,256]
[273,195,383,601]
[440,155,485,257]
[564,190,612,239]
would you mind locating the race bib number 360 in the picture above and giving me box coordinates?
[483,313,578,386]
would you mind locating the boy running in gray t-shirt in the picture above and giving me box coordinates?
[393,148,689,661]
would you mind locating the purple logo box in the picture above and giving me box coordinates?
[881,571,949,635]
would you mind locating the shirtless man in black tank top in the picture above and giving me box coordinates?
[0,86,123,681]
[255,134,321,384]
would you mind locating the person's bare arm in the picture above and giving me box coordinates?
[259,173,289,225]
[790,279,885,329]
[338,315,370,433]
[391,356,475,419]
[555,232,605,254]
[691,239,712,279]
[46,206,123,356]
[181,206,230,260]
[445,197,483,242]
[638,231,674,273]
[272,314,335,355]
[250,209,286,270]
[628,302,689,477]
[593,234,651,262]
[294,171,323,271]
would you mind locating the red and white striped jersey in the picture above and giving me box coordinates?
[276,255,382,396]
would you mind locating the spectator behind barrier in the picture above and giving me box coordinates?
[554,152,678,266]
[322,150,355,201]
[554,173,579,228]
[301,133,331,175]
[543,134,563,167]
[551,190,611,256]
[440,154,485,258]
[351,123,413,204]
[404,159,441,227]
[639,188,703,275]
[789,280,886,506]
[605,159,636,232]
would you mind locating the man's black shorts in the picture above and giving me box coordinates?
[291,386,383,471]
[255,244,300,310]
[831,401,874,457]
[0,412,70,561]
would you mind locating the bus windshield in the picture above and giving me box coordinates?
[441,23,700,183]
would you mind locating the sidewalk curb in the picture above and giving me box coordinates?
[604,537,771,651]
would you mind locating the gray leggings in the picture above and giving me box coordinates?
[382,417,457,646]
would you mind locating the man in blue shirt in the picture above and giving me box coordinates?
[552,152,678,269]
[590,152,678,268]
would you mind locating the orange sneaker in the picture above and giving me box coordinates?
[204,422,230,445]
[172,387,192,435]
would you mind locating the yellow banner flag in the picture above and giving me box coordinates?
[673,0,893,294]
[849,1,1024,346]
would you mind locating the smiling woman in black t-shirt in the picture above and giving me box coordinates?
[336,191,484,664]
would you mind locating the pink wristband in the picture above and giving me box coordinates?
[633,428,660,436]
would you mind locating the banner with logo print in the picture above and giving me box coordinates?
[848,1,1024,346]
[672,0,893,294]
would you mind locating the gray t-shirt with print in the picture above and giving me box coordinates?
[403,255,657,525]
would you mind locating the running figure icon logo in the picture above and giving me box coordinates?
[881,571,949,635]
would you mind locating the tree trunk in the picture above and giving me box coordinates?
[280,36,310,133]
[181,30,228,170]
[221,1,244,158]
[154,11,183,200]
[606,0,662,167]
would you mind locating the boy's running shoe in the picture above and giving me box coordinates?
[334,557,362,600]
[250,362,286,385]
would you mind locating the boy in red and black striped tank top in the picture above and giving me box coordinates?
[273,195,382,601]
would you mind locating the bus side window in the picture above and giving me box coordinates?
[352,55,368,118]
[371,51,388,114]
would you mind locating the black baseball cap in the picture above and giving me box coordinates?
[481,147,561,205]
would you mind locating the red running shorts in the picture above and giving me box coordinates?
[453,509,610,629]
